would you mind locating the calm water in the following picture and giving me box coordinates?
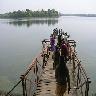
[0,17,96,95]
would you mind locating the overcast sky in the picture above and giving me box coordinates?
[0,0,96,14]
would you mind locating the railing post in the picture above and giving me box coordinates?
[43,54,45,68]
[69,45,72,62]
[20,75,26,96]
[77,64,79,88]
[72,42,76,70]
[85,78,91,96]
[72,52,75,70]
[36,58,38,75]
[47,46,49,59]
[35,58,39,83]
[77,63,81,88]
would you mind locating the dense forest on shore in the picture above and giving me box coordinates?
[0,9,59,18]
[1,9,96,19]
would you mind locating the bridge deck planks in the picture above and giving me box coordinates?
[35,52,76,96]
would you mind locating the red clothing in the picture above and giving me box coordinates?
[61,44,68,56]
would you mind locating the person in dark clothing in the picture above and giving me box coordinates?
[61,40,69,62]
[50,34,55,51]
[53,45,60,69]
[55,56,70,96]
[53,28,58,36]
[58,34,62,47]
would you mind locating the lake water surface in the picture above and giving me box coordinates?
[0,17,96,95]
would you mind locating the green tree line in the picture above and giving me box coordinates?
[0,9,59,18]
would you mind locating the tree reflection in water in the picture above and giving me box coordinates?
[8,18,58,27]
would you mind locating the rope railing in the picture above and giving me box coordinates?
[5,80,22,96]
[68,40,91,96]
[5,39,50,96]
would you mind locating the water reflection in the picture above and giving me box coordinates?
[8,18,58,27]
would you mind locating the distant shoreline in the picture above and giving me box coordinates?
[61,14,96,17]
[1,10,96,19]
[1,15,96,19]
[0,9,59,19]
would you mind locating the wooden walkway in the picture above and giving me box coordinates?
[35,52,76,96]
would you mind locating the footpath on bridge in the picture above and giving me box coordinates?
[35,52,76,96]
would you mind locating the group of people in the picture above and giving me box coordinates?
[50,28,70,96]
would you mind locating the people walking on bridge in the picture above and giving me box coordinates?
[55,56,70,96]
[50,34,55,51]
[61,40,69,62]
[53,45,60,69]
[58,31,62,47]
[53,28,58,38]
